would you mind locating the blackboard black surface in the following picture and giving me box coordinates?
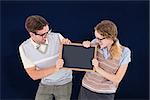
[61,44,96,71]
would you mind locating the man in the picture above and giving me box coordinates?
[19,15,72,100]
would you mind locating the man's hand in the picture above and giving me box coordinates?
[62,38,71,44]
[82,41,91,48]
[56,59,64,71]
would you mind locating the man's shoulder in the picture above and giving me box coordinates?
[48,32,61,38]
[50,32,61,35]
[19,38,31,47]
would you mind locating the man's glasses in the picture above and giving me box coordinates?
[33,29,52,36]
[96,37,106,42]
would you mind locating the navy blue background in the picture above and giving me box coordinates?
[1,1,149,100]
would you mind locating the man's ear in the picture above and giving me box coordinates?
[29,32,34,37]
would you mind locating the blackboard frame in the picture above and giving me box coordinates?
[59,43,97,72]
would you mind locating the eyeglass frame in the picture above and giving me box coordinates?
[96,37,106,42]
[32,29,52,36]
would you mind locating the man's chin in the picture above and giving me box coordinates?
[40,41,46,44]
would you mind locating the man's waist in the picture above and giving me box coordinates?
[41,78,72,85]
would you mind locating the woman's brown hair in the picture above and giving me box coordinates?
[95,20,122,60]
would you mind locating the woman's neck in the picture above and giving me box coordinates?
[107,40,114,51]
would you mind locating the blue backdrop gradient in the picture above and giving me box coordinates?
[1,1,149,100]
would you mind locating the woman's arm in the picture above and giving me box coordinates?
[92,59,129,85]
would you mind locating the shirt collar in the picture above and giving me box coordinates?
[100,40,120,59]
[30,38,48,49]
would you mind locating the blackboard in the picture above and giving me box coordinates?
[60,43,97,71]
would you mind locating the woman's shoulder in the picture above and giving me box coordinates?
[119,46,131,65]
[121,46,131,55]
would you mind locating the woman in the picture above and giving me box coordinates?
[79,20,131,100]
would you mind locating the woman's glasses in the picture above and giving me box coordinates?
[96,37,105,42]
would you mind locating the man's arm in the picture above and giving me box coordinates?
[25,59,63,80]
[19,45,63,80]
[22,59,63,80]
[58,33,71,44]
[25,65,58,80]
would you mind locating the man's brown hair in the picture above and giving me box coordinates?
[25,15,49,33]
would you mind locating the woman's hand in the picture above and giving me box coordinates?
[92,59,99,71]
[62,38,71,44]
[82,41,91,48]
[56,59,64,71]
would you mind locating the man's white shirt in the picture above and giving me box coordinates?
[19,33,64,69]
